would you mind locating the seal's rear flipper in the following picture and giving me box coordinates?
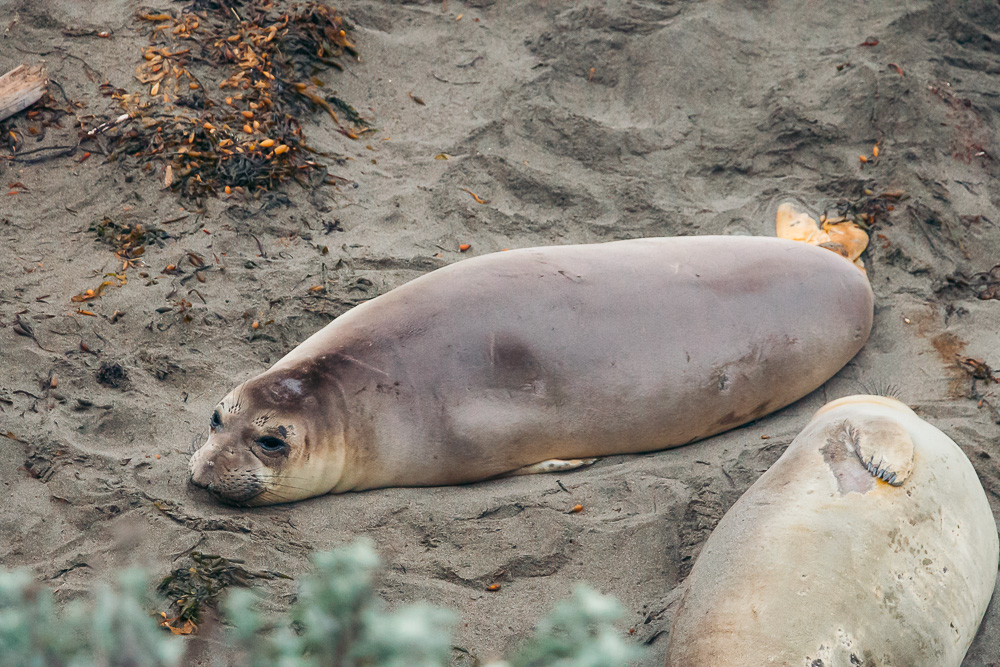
[507,458,598,477]
[776,202,869,272]
[823,220,868,263]
[844,416,914,486]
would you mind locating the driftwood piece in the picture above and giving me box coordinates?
[0,65,48,123]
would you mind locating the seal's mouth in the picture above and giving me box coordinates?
[813,394,914,417]
[188,472,266,507]
[208,486,265,507]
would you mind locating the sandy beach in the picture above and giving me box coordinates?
[2,0,1000,663]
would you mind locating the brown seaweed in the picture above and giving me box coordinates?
[158,551,291,626]
[91,1,364,202]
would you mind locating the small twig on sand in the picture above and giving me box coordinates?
[456,55,483,69]
[8,144,78,163]
[431,71,480,85]
[12,315,56,352]
[248,232,267,258]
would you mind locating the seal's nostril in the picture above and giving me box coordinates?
[190,464,213,488]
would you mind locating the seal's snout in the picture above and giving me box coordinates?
[187,438,267,505]
[188,445,215,488]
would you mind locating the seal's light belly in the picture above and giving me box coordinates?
[666,396,999,667]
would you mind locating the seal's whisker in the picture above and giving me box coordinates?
[856,378,902,399]
[260,484,316,493]
[252,486,313,502]
[257,480,317,493]
[187,434,203,457]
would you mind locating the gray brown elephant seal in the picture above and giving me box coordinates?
[665,395,999,667]
[189,236,873,505]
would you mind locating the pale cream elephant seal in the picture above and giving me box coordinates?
[189,236,873,505]
[665,394,999,667]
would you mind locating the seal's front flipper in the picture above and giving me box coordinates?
[844,416,914,487]
[507,458,599,477]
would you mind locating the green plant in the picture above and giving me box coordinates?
[224,540,456,666]
[0,569,183,667]
[502,585,645,667]
[0,540,643,666]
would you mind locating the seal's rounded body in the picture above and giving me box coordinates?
[665,395,999,667]
[190,236,873,504]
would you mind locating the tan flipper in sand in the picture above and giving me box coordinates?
[506,458,599,477]
[776,202,869,271]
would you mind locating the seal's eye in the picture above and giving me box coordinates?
[210,410,223,431]
[256,436,288,453]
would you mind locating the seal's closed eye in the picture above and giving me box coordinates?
[256,436,288,454]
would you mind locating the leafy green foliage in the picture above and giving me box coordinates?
[225,540,456,667]
[0,540,643,666]
[0,569,183,667]
[502,586,645,667]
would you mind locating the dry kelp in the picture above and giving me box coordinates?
[158,552,290,628]
[943,263,1000,301]
[93,1,365,201]
[90,216,173,269]
[1,87,82,163]
[957,356,1000,384]
[824,189,905,231]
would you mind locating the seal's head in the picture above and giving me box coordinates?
[189,365,346,505]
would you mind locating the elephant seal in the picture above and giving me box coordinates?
[189,236,873,505]
[665,395,999,667]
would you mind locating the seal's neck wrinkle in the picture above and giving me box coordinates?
[303,367,351,495]
[813,394,914,417]
[328,371,377,493]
